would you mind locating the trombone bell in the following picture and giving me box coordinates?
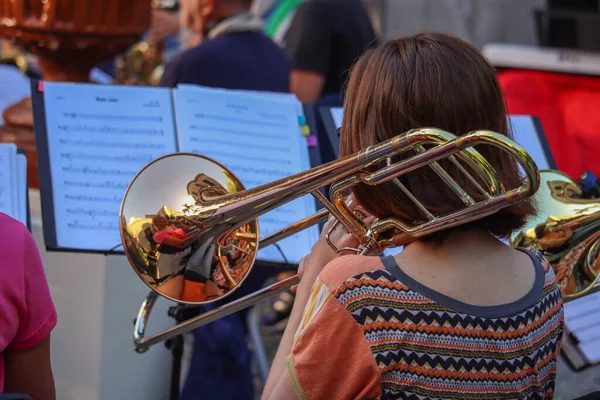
[120,153,260,305]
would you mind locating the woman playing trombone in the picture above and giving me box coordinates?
[263,32,564,400]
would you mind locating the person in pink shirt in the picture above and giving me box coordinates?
[0,213,56,399]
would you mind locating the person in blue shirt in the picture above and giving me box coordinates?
[160,0,289,92]
[159,1,290,399]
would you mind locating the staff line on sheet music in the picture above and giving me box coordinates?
[567,308,594,322]
[58,124,164,136]
[60,153,155,163]
[66,208,119,218]
[227,164,287,179]
[62,112,163,122]
[189,137,290,153]
[64,194,122,203]
[67,221,117,231]
[64,180,129,190]
[58,139,167,149]
[61,166,137,176]
[187,125,289,141]
[192,149,291,165]
[570,319,600,336]
[193,114,288,129]
[581,335,600,347]
[257,112,289,122]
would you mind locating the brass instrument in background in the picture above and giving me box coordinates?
[115,0,179,86]
[115,41,164,86]
[0,42,28,74]
[120,128,540,353]
[511,170,600,300]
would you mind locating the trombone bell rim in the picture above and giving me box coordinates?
[120,152,261,306]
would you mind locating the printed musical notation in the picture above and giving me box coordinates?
[43,83,177,251]
[57,124,165,136]
[174,86,318,264]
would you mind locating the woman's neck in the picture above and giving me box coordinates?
[403,228,507,257]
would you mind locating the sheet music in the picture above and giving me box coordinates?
[0,65,30,124]
[330,107,344,129]
[43,83,178,251]
[173,86,318,264]
[509,116,552,170]
[564,291,600,363]
[177,85,312,172]
[0,143,17,219]
[16,153,27,226]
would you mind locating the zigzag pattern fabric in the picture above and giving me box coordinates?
[287,252,563,400]
[335,255,564,400]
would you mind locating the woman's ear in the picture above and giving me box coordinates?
[199,0,215,18]
[180,0,207,33]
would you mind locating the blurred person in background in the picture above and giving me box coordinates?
[283,0,378,104]
[160,0,288,91]
[252,0,305,45]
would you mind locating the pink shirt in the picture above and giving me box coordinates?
[153,227,187,248]
[0,213,57,391]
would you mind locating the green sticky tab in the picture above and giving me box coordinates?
[301,125,310,136]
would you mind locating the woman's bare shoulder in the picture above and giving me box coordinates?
[319,255,385,291]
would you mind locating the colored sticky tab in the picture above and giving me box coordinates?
[298,115,306,125]
[37,80,44,92]
[301,125,310,136]
[306,135,318,147]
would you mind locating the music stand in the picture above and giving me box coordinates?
[32,77,324,399]
[318,106,342,158]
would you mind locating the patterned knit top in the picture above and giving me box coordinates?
[287,249,564,400]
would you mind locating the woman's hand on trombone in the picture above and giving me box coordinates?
[291,195,376,296]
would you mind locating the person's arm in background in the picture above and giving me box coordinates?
[4,228,57,400]
[283,2,331,103]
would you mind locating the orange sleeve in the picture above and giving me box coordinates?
[287,276,381,400]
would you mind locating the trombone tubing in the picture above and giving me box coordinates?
[176,129,438,243]
[132,129,539,352]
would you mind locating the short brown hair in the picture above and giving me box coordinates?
[339,32,536,240]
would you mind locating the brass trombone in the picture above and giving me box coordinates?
[120,128,540,353]
[511,170,600,299]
